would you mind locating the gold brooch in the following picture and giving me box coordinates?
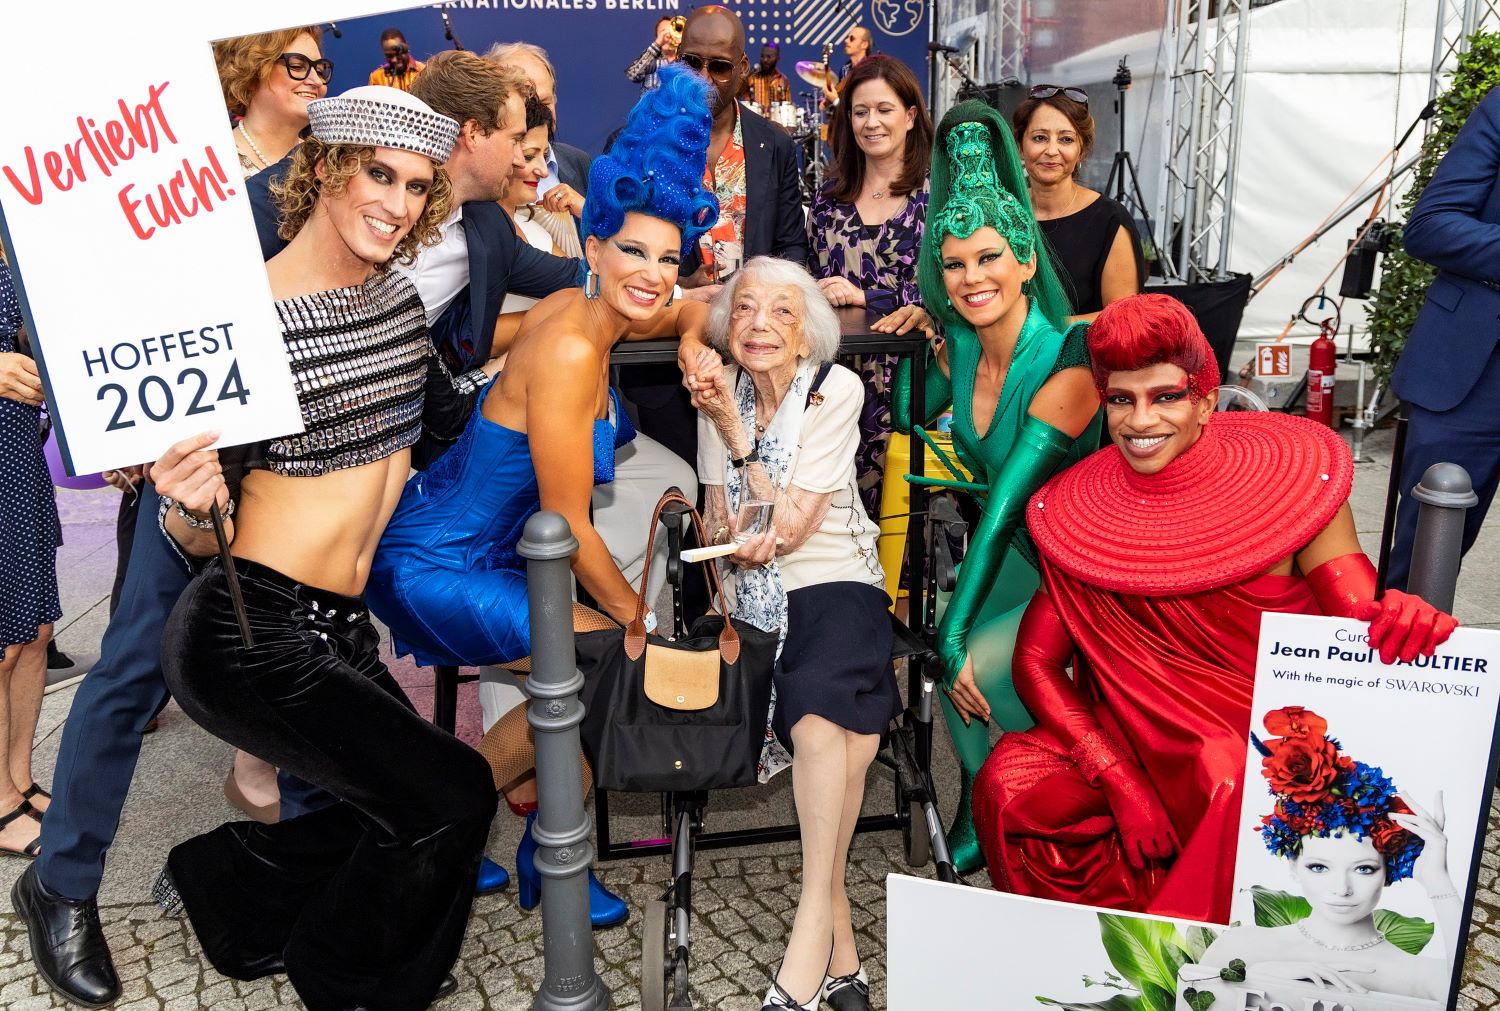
[808,391,825,406]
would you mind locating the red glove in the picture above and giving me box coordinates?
[1304,553,1459,665]
[1098,761,1180,869]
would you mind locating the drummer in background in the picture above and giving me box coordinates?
[808,54,934,517]
[822,26,873,108]
[742,42,791,110]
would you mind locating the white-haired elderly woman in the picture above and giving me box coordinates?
[685,256,897,1011]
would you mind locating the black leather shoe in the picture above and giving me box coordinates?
[12,864,121,1008]
[435,972,458,1002]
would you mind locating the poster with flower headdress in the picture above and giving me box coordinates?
[1202,611,1500,1009]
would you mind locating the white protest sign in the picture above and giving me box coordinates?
[0,1,413,475]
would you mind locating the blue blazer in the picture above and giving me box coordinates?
[1392,86,1500,412]
[246,157,580,369]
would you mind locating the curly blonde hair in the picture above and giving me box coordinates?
[214,26,324,118]
[271,138,454,269]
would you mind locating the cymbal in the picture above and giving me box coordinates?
[796,60,832,87]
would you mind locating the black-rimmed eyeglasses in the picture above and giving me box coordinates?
[678,52,738,81]
[1029,84,1088,105]
[278,53,335,83]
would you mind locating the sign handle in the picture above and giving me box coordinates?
[210,503,255,648]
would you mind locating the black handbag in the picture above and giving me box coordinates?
[578,490,779,792]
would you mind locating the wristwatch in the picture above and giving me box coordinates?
[728,446,761,469]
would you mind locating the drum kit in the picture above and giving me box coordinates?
[741,54,840,201]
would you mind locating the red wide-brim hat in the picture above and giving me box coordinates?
[1028,413,1354,596]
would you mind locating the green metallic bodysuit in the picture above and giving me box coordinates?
[894,298,1097,870]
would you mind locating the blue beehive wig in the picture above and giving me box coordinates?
[583,65,719,255]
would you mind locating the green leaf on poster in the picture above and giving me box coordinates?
[1097,915,1187,1011]
[1249,886,1312,927]
[1184,926,1218,962]
[1036,996,1142,1010]
[1374,908,1435,956]
[1182,986,1217,1011]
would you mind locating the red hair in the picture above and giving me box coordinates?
[1088,294,1221,400]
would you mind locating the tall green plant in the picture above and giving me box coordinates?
[1368,32,1500,388]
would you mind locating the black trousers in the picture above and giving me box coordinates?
[161,558,497,1011]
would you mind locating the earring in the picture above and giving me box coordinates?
[666,289,675,308]
[1021,279,1032,296]
[584,268,600,300]
[945,297,953,309]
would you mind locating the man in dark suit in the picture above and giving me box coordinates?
[13,56,579,1008]
[1388,85,1500,590]
[621,4,807,465]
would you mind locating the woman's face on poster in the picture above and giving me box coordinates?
[1292,832,1386,926]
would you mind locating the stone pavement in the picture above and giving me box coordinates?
[0,416,1497,1009]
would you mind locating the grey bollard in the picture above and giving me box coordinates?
[1406,463,1478,615]
[518,512,609,1011]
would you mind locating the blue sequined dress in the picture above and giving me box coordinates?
[0,263,62,652]
[367,379,632,667]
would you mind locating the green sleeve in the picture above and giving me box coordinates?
[891,350,953,434]
[936,414,1074,688]
[1049,320,1092,378]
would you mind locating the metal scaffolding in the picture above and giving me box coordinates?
[990,0,1028,85]
[1429,0,1500,101]
[1152,0,1251,283]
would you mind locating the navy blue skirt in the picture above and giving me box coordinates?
[772,581,901,743]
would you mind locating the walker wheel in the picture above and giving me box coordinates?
[641,898,669,1010]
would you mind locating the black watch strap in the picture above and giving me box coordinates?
[729,446,761,468]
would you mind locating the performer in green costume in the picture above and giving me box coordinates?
[893,102,1100,873]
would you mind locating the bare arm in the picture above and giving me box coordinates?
[527,335,638,622]
[1026,365,1103,438]
[1071,226,1145,324]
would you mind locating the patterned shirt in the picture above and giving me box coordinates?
[368,60,424,91]
[699,114,748,283]
[807,177,929,314]
[743,70,792,109]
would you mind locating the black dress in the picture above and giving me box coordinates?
[0,263,61,652]
[1039,194,1146,316]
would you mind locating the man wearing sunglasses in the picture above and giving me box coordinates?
[368,27,425,91]
[619,5,807,468]
[821,26,873,107]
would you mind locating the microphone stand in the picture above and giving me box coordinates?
[441,11,465,51]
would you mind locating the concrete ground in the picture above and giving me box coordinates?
[0,415,1497,1010]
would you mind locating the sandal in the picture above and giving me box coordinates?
[22,783,49,821]
[0,799,41,858]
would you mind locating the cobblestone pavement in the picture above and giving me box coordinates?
[0,837,906,1010]
[4,808,1500,1010]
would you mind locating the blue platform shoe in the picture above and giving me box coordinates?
[476,855,510,896]
[515,811,628,928]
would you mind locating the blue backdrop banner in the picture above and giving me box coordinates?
[310,0,929,158]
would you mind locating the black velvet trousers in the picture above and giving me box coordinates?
[161,558,497,1011]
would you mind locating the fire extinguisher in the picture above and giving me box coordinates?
[1305,320,1337,427]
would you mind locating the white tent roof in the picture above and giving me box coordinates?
[1043,0,1441,341]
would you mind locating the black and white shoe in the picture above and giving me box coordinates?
[822,966,870,1011]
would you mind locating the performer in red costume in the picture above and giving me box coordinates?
[971,294,1458,924]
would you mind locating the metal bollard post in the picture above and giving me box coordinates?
[519,511,609,1011]
[1406,463,1478,615]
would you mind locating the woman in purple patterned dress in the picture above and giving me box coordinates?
[808,55,935,515]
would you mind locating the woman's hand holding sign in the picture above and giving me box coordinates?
[147,430,230,556]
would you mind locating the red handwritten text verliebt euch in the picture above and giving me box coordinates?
[2,83,177,204]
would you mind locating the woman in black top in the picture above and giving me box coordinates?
[1012,86,1145,321]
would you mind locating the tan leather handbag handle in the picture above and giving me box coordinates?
[625,488,741,664]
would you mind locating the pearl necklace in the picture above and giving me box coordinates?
[238,122,269,168]
[1296,921,1385,952]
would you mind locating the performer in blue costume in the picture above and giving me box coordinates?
[366,64,719,928]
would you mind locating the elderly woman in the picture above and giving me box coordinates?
[214,26,331,177]
[686,257,894,1011]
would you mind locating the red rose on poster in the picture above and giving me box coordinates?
[1369,818,1410,855]
[1262,736,1340,803]
[1263,706,1329,742]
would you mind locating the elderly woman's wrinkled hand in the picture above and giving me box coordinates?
[685,348,737,424]
[728,528,777,568]
[0,351,44,407]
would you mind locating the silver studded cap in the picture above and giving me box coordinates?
[306,86,459,163]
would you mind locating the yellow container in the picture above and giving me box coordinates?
[877,426,970,604]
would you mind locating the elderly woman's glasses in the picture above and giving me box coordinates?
[1029,84,1087,105]
[278,54,335,83]
[679,53,738,82]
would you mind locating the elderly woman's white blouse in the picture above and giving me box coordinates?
[696,363,884,593]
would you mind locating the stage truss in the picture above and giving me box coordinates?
[1429,0,1500,101]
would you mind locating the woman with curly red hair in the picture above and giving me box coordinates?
[971,294,1458,924]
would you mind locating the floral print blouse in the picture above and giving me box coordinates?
[807,178,929,315]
